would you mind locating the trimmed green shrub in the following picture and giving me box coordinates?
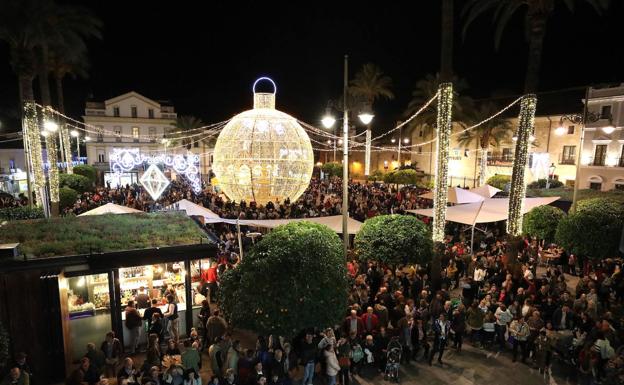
[59,187,79,211]
[73,165,97,185]
[528,179,564,189]
[321,162,343,177]
[0,206,45,221]
[487,174,511,190]
[219,222,348,337]
[355,214,433,266]
[523,205,565,243]
[60,173,92,193]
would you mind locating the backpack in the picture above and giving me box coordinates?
[351,345,364,363]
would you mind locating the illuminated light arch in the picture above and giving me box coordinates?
[109,148,201,199]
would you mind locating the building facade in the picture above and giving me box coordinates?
[577,84,624,191]
[83,92,213,187]
[0,148,28,196]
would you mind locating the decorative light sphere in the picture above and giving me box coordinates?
[212,78,314,205]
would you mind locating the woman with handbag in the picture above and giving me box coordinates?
[323,345,340,385]
[336,338,351,385]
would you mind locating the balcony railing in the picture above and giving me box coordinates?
[487,156,514,166]
[558,153,575,165]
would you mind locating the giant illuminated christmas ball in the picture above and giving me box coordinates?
[213,78,314,205]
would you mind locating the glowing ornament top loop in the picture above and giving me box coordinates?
[252,77,277,95]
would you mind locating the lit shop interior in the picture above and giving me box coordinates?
[61,258,216,362]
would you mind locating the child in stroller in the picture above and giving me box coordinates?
[384,336,403,383]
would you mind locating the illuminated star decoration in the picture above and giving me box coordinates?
[140,164,171,200]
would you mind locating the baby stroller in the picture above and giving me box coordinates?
[384,337,402,383]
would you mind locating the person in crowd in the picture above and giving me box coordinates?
[144,299,164,332]
[450,304,466,352]
[206,310,228,346]
[182,340,201,375]
[163,294,180,343]
[509,316,530,364]
[117,358,139,385]
[183,369,201,385]
[125,300,143,355]
[429,313,451,366]
[136,286,151,309]
[101,331,122,378]
[360,307,379,335]
[342,310,364,337]
[66,357,99,385]
[323,345,340,385]
[299,333,317,385]
[9,353,32,383]
[1,365,29,385]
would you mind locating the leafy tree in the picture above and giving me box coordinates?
[321,162,343,178]
[73,164,96,185]
[349,63,394,106]
[0,320,9,371]
[487,174,511,190]
[556,198,624,260]
[60,173,91,193]
[383,169,421,186]
[59,186,78,211]
[522,205,565,243]
[367,169,385,182]
[462,0,610,92]
[218,222,348,337]
[355,215,433,266]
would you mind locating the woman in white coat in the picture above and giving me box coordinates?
[323,344,341,385]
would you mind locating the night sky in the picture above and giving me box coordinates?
[1,0,623,135]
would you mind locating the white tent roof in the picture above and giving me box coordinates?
[419,187,485,204]
[471,184,502,198]
[407,197,560,225]
[202,215,363,235]
[166,199,220,220]
[78,203,143,216]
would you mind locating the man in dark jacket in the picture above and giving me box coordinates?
[299,333,317,385]
[428,313,451,366]
[552,305,574,330]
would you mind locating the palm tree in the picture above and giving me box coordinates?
[462,0,610,93]
[457,101,514,184]
[404,73,474,137]
[440,0,454,82]
[170,116,207,149]
[349,63,394,106]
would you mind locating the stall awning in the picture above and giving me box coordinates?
[471,184,502,198]
[77,203,143,216]
[166,199,220,221]
[407,197,560,225]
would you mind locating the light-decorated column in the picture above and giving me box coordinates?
[432,82,453,242]
[479,148,488,185]
[60,122,73,174]
[43,108,60,209]
[23,102,45,206]
[507,94,537,236]
[364,128,371,176]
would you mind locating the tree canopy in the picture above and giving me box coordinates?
[355,214,433,266]
[522,205,565,243]
[555,198,624,260]
[219,222,348,337]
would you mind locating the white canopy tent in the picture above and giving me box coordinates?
[408,196,560,251]
[418,187,485,204]
[471,184,502,199]
[165,199,220,221]
[77,203,143,216]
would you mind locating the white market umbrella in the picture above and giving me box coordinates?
[418,187,485,204]
[408,196,560,252]
[78,203,142,216]
[471,184,502,199]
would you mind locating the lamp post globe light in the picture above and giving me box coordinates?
[44,121,58,132]
[546,163,556,189]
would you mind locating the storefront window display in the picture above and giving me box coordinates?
[119,262,187,348]
[65,273,111,362]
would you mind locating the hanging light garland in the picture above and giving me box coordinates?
[432,83,453,242]
[507,94,537,236]
[43,107,60,205]
[23,102,45,206]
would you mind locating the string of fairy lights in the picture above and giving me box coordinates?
[21,83,537,239]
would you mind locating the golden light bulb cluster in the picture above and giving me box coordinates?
[507,94,537,236]
[432,82,453,243]
[60,122,73,174]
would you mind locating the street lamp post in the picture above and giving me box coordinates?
[70,130,80,161]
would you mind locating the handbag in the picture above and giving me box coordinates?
[338,356,350,368]
[507,335,516,345]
